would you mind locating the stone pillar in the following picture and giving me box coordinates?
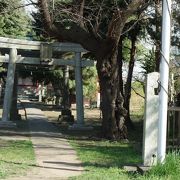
[1,48,17,127]
[69,52,92,130]
[143,72,159,166]
[75,52,84,125]
[10,71,18,120]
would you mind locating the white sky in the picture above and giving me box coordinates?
[23,0,37,15]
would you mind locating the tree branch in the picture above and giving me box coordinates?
[124,0,146,17]
[107,0,146,44]
[38,0,101,56]
[79,0,85,27]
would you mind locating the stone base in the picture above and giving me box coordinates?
[137,165,151,174]
[68,123,93,131]
[0,121,16,128]
[123,165,137,172]
[123,165,152,174]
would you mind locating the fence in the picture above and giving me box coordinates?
[167,106,180,150]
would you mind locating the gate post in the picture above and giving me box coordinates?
[143,72,159,166]
[1,48,17,127]
[69,52,93,130]
[74,52,84,125]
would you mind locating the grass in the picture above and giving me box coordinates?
[20,102,180,180]
[137,152,180,180]
[130,81,145,121]
[67,106,180,180]
[70,140,141,180]
[70,138,180,180]
[0,139,35,179]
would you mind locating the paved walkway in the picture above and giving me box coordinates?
[1,107,83,180]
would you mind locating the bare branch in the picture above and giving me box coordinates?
[107,0,147,43]
[124,0,146,17]
[38,0,101,55]
[79,0,85,27]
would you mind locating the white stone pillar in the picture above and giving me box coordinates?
[143,72,159,166]
[69,53,93,130]
[1,48,17,123]
[75,52,84,125]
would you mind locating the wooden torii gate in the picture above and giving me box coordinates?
[0,37,94,129]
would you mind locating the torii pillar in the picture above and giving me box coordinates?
[0,48,17,127]
[69,52,93,130]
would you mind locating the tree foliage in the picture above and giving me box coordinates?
[0,0,31,37]
[82,66,97,101]
[0,0,32,97]
[172,0,180,49]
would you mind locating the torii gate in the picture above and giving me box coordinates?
[0,37,94,129]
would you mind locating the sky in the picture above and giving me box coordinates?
[23,0,37,15]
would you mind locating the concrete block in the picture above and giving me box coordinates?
[143,72,159,166]
[123,165,137,172]
[137,165,152,175]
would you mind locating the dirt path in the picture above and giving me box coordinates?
[5,107,83,180]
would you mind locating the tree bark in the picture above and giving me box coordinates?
[124,37,136,129]
[117,38,124,97]
[52,84,62,106]
[97,47,127,139]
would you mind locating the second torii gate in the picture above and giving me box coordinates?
[0,37,94,130]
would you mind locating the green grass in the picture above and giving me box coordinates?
[70,140,141,180]
[0,139,35,179]
[137,152,180,180]
[70,139,180,180]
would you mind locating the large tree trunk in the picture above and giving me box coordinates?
[51,81,62,106]
[117,38,124,97]
[97,48,127,139]
[124,37,136,129]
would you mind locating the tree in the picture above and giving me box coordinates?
[143,0,161,72]
[82,66,98,103]
[0,0,31,38]
[172,0,180,49]
[123,21,142,128]
[0,0,31,120]
[37,0,149,139]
